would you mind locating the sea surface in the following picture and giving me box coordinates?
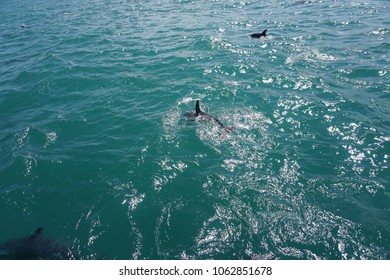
[0,0,389,260]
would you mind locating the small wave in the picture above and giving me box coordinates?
[367,27,390,36]
[210,36,250,56]
[285,48,337,66]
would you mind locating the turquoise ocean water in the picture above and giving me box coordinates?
[0,0,389,260]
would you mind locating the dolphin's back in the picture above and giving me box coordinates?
[0,227,74,260]
[185,100,233,132]
[250,29,267,38]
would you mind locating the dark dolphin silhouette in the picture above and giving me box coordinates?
[185,100,233,132]
[250,29,267,38]
[0,227,75,260]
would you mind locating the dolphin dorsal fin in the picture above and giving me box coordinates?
[261,29,267,36]
[195,100,201,116]
[30,227,44,239]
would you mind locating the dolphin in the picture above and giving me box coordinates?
[250,29,267,38]
[0,227,75,260]
[185,100,233,132]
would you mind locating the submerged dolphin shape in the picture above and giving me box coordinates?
[0,227,75,260]
[250,29,267,38]
[185,100,233,132]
